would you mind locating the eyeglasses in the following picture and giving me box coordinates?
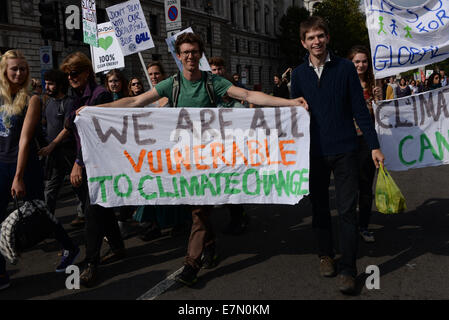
[131,82,141,86]
[180,50,200,57]
[66,70,81,78]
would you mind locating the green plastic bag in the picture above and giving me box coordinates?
[375,165,407,214]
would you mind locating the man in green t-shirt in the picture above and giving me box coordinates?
[86,32,308,287]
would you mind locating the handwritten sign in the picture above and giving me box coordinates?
[106,0,155,56]
[91,22,125,73]
[373,86,449,171]
[82,0,98,47]
[74,107,310,207]
[165,28,211,72]
[364,0,449,79]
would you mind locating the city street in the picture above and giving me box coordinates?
[1,164,448,301]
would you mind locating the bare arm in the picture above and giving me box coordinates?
[227,85,308,110]
[77,87,161,114]
[12,95,41,198]
[38,128,70,157]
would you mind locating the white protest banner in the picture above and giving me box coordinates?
[74,107,310,207]
[82,0,98,47]
[364,0,449,79]
[164,0,182,32]
[373,86,449,171]
[92,22,125,73]
[106,0,155,56]
[166,28,211,72]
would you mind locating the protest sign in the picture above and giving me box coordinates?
[364,0,449,79]
[91,22,125,73]
[75,107,310,207]
[106,0,155,56]
[166,28,211,72]
[82,0,98,47]
[373,86,449,171]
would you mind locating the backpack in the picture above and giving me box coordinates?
[171,71,216,108]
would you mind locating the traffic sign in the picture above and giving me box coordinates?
[164,0,182,31]
[39,46,53,70]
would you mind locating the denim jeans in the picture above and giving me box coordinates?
[310,152,359,277]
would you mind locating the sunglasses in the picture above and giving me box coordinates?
[131,82,141,86]
[66,70,81,78]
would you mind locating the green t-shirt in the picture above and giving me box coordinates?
[155,72,233,108]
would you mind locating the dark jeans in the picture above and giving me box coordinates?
[0,158,76,275]
[227,204,245,222]
[357,136,376,230]
[44,151,87,217]
[84,194,124,265]
[118,206,136,222]
[310,152,359,277]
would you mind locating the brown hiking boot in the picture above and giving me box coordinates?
[80,263,98,288]
[319,256,335,277]
[337,274,356,294]
[100,248,126,265]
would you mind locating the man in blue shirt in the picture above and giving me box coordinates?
[290,16,385,294]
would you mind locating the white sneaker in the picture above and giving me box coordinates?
[360,230,375,243]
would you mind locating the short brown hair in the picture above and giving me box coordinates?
[208,57,225,67]
[147,61,166,76]
[174,32,205,56]
[300,16,329,41]
[60,51,95,81]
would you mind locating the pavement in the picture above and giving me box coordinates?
[1,164,449,301]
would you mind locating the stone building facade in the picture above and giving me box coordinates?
[0,0,311,93]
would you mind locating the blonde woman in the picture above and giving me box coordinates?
[0,50,79,290]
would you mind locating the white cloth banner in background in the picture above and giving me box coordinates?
[74,107,310,207]
[92,22,125,73]
[106,0,155,56]
[364,0,449,79]
[373,86,449,171]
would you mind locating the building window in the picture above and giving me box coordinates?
[243,5,248,29]
[235,38,239,53]
[247,40,251,54]
[273,10,278,35]
[265,6,270,34]
[0,1,8,24]
[259,66,263,84]
[149,14,158,36]
[246,65,252,84]
[254,2,260,31]
[181,0,187,7]
[152,54,162,61]
[236,64,241,76]
[231,1,236,24]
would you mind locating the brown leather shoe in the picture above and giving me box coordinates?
[80,263,98,288]
[70,216,85,227]
[337,274,356,294]
[319,256,336,277]
[100,248,126,265]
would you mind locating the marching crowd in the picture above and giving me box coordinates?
[0,15,447,295]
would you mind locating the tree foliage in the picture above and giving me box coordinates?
[278,6,310,70]
[313,0,369,57]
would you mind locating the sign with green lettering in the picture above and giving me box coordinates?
[74,107,310,206]
[373,86,449,171]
